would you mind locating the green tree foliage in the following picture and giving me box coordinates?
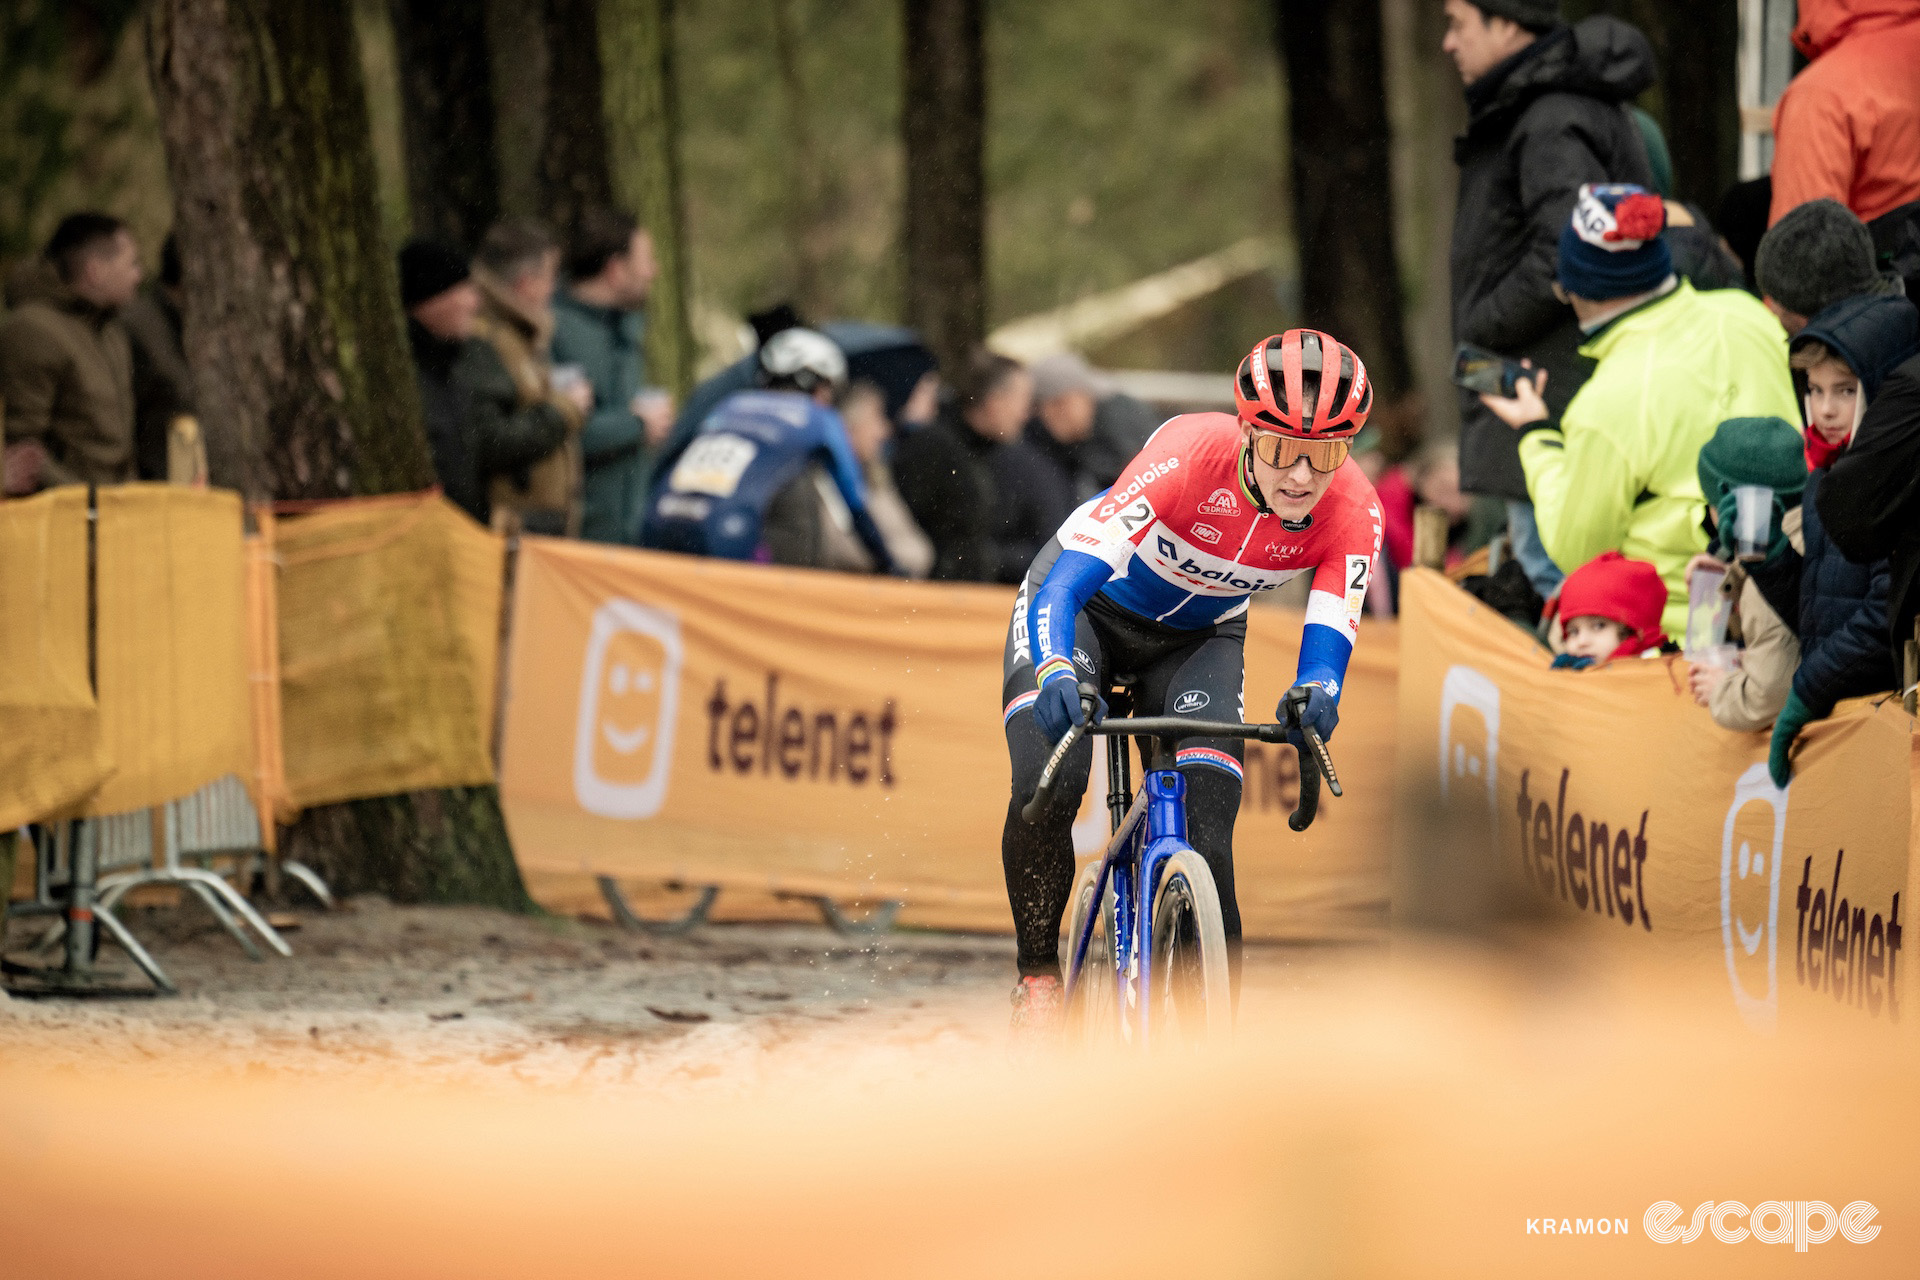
[0,0,167,266]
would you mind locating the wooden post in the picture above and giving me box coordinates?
[1904,619,1917,716]
[1411,504,1449,571]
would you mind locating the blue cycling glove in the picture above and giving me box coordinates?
[1280,682,1338,750]
[1034,678,1104,746]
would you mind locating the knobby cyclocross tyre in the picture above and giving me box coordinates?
[1148,849,1232,1042]
[1062,860,1119,1043]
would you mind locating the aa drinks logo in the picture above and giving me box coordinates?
[574,599,684,819]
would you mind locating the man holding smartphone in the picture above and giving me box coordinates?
[1443,0,1656,597]
[1477,186,1798,639]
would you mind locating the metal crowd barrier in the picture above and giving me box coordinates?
[7,775,335,994]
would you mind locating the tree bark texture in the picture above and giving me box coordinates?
[486,0,550,221]
[771,0,830,318]
[541,0,615,238]
[599,0,696,399]
[1566,0,1740,211]
[147,0,534,913]
[1645,0,1740,210]
[1274,0,1414,413]
[389,0,501,252]
[147,0,431,500]
[902,0,985,381]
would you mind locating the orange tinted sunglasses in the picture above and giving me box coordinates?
[1250,430,1350,473]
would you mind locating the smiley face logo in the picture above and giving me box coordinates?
[573,599,683,819]
[1436,667,1505,867]
[1721,763,1787,1030]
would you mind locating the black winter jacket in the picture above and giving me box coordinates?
[1451,17,1656,499]
[409,318,567,526]
[993,421,1088,580]
[1791,293,1920,408]
[894,406,1012,583]
[1794,469,1897,714]
[1818,352,1920,674]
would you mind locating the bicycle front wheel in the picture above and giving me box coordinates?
[1062,859,1119,1043]
[1147,849,1231,1042]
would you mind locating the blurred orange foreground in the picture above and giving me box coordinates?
[2,944,1912,1279]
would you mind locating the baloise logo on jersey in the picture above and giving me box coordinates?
[1149,529,1299,595]
[1095,457,1179,520]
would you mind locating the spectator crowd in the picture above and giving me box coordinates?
[5,0,1918,779]
[1440,0,1920,785]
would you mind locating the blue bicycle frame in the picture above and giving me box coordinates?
[1061,765,1194,1046]
[1023,695,1340,1045]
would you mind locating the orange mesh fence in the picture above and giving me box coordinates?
[273,492,503,811]
[1395,569,1917,1037]
[0,488,108,831]
[86,485,252,817]
[496,538,1399,939]
[245,512,287,845]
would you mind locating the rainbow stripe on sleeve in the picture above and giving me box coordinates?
[1035,656,1077,687]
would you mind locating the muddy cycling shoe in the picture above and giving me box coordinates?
[1009,973,1065,1037]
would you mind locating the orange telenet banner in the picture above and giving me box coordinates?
[1395,570,1917,1035]
[497,538,1399,938]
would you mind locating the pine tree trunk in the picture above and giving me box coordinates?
[389,0,502,251]
[147,0,534,912]
[771,0,829,318]
[599,0,696,400]
[540,0,615,238]
[902,0,986,381]
[1275,0,1415,441]
[1654,0,1738,211]
[487,0,551,221]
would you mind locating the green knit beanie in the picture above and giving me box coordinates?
[1696,416,1808,561]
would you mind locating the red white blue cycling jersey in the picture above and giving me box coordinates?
[1029,411,1383,697]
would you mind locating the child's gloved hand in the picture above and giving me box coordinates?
[1768,690,1817,788]
[1551,653,1594,670]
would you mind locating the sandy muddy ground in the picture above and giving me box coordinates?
[0,897,1362,1093]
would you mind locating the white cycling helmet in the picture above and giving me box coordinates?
[757,326,848,394]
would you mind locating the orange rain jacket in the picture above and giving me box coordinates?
[1770,0,1920,225]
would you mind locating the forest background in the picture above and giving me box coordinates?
[0,0,1739,448]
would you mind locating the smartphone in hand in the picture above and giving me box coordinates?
[1452,343,1534,398]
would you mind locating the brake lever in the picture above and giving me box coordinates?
[1301,725,1342,798]
[1020,721,1085,824]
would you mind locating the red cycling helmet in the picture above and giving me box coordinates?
[1234,329,1373,439]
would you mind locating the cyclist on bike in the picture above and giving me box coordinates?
[642,327,894,570]
[1002,329,1383,1028]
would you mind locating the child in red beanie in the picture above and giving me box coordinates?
[1544,551,1670,669]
